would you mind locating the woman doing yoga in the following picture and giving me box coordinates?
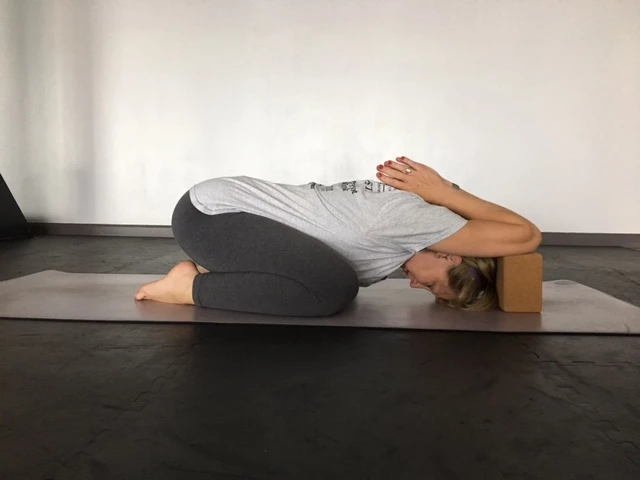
[135,157,542,316]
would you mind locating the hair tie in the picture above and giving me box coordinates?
[468,265,481,283]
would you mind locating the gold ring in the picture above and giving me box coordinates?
[405,168,412,174]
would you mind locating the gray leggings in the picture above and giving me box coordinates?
[171,192,360,317]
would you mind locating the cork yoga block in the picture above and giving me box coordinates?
[496,253,543,313]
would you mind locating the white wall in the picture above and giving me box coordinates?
[1,0,639,232]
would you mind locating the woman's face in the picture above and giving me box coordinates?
[402,250,462,301]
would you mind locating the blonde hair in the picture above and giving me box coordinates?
[438,256,498,312]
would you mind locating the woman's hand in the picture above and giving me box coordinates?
[376,156,454,206]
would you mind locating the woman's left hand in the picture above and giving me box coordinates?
[376,156,453,206]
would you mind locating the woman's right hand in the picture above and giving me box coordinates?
[376,156,454,206]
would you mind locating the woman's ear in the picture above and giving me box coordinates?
[446,254,463,266]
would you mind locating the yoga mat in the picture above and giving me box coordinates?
[1,271,639,334]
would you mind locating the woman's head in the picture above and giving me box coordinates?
[402,249,498,311]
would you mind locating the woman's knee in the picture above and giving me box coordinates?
[312,265,360,316]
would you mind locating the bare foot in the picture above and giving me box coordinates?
[135,261,199,305]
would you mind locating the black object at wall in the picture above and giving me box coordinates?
[0,174,31,240]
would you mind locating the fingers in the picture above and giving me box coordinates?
[381,157,419,173]
[376,161,409,189]
[395,156,421,170]
[376,171,404,189]
[385,159,411,173]
[377,161,407,178]
[376,155,421,188]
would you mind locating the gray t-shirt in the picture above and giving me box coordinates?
[189,176,467,287]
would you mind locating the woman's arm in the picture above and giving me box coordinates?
[376,157,542,257]
[430,187,542,257]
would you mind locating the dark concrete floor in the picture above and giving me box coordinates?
[1,236,640,480]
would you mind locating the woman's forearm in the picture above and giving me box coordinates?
[375,156,542,252]
[440,182,539,229]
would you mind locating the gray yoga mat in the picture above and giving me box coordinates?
[1,270,639,334]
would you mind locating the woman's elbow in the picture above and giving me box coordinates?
[524,223,543,252]
[507,224,541,256]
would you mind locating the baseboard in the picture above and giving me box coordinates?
[30,223,174,238]
[27,223,640,249]
[541,233,640,249]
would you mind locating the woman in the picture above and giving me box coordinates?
[135,157,542,315]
